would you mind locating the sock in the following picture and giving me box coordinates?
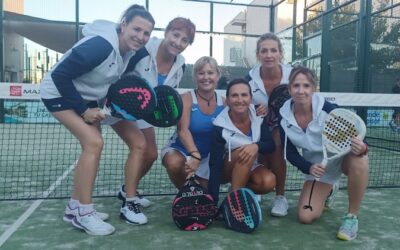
[68,198,79,209]
[125,196,138,202]
[78,203,95,215]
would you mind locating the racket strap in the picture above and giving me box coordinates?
[303,179,316,211]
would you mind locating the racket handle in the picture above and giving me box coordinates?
[101,105,111,116]
[316,159,328,182]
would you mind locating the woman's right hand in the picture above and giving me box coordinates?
[184,156,200,179]
[309,163,326,178]
[81,108,105,124]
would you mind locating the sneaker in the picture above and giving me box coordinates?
[63,204,109,222]
[72,210,115,236]
[325,182,340,210]
[117,185,152,208]
[271,195,288,217]
[120,200,148,225]
[337,214,358,241]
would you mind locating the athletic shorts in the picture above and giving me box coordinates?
[42,97,98,113]
[161,147,211,180]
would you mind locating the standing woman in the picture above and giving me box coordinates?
[161,56,225,189]
[246,32,292,217]
[280,66,368,241]
[208,79,276,205]
[117,17,196,202]
[40,5,155,235]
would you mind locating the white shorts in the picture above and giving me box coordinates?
[161,147,210,180]
[101,116,153,129]
[304,157,343,185]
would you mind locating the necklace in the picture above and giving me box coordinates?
[195,89,215,106]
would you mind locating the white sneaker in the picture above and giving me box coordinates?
[325,181,340,209]
[117,185,152,208]
[271,195,288,217]
[72,210,115,236]
[120,200,148,225]
[63,204,109,222]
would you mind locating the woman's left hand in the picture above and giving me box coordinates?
[237,144,258,164]
[255,104,268,117]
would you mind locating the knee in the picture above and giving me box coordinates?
[298,212,318,224]
[127,138,147,153]
[163,154,184,172]
[82,136,103,154]
[146,149,158,163]
[260,173,276,193]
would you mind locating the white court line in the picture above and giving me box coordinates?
[0,161,76,247]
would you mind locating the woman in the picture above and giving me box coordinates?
[246,32,292,217]
[40,5,154,235]
[161,56,225,188]
[279,66,369,241]
[116,17,196,203]
[208,79,276,205]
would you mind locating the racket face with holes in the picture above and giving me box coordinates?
[221,188,262,233]
[105,75,156,120]
[144,85,183,127]
[322,108,367,164]
[265,84,291,126]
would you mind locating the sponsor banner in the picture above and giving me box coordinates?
[4,100,57,123]
[0,82,41,100]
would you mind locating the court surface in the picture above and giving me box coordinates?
[1,188,399,250]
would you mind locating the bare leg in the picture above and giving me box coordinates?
[140,127,158,178]
[297,180,332,224]
[342,154,369,215]
[111,120,146,198]
[52,110,103,204]
[162,150,187,189]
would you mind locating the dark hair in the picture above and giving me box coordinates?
[288,65,317,87]
[256,32,283,54]
[226,78,252,97]
[116,4,155,33]
[165,17,196,44]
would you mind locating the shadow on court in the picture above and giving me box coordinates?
[1,188,399,250]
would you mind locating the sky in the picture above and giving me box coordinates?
[22,0,269,64]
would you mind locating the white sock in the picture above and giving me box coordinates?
[78,203,94,215]
[68,198,79,209]
[125,196,138,202]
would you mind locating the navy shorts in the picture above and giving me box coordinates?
[42,97,99,113]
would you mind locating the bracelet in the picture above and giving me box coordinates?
[189,151,201,161]
[358,143,368,156]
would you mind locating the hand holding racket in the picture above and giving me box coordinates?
[102,75,156,121]
[143,85,183,127]
[320,108,367,173]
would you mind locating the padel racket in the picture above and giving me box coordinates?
[321,108,367,167]
[172,177,217,231]
[265,84,291,126]
[143,85,183,127]
[220,188,262,233]
[102,75,156,121]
